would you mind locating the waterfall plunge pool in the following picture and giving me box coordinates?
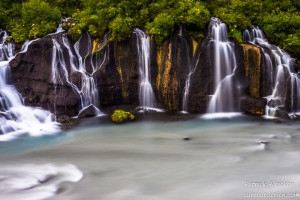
[0,114,300,200]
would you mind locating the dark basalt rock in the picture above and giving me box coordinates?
[78,104,100,118]
[9,33,81,116]
[8,25,299,117]
[95,40,127,107]
[240,96,266,116]
[75,31,92,58]
[274,109,291,120]
[188,38,211,113]
[267,99,281,108]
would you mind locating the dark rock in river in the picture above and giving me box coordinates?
[78,104,100,118]
[274,109,291,120]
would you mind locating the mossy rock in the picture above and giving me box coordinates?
[111,109,134,123]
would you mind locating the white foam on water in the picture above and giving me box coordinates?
[0,163,83,200]
[136,106,165,113]
[200,112,243,119]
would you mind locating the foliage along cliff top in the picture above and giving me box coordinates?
[1,0,300,54]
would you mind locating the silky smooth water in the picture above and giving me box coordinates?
[243,26,300,116]
[0,31,59,141]
[1,116,300,200]
[207,18,237,113]
[134,28,157,109]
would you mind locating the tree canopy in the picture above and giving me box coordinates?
[1,0,300,54]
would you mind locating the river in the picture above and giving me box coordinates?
[0,114,299,200]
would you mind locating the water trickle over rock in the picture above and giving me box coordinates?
[133,28,157,109]
[243,26,300,118]
[0,30,59,140]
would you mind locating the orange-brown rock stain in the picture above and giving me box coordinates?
[241,44,261,98]
[156,41,179,110]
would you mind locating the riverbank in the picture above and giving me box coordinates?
[1,113,300,200]
[61,104,293,133]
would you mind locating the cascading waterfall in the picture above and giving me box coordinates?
[207,18,237,113]
[50,33,107,116]
[74,34,102,110]
[51,36,81,115]
[0,30,13,61]
[243,27,300,116]
[0,31,59,141]
[134,28,157,109]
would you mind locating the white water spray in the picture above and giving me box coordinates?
[0,31,59,141]
[207,18,237,113]
[243,27,300,116]
[134,28,157,109]
[50,33,107,116]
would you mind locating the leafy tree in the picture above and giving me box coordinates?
[1,0,300,54]
[258,0,300,53]
[0,1,22,29]
[146,0,210,44]
[209,0,262,43]
[8,0,61,42]
[46,0,84,16]
[66,0,210,43]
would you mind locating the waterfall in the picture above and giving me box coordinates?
[0,30,13,61]
[134,28,157,109]
[207,18,237,113]
[180,29,199,113]
[0,30,59,141]
[74,33,101,109]
[50,33,107,116]
[243,27,300,116]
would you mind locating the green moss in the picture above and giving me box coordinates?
[111,109,135,123]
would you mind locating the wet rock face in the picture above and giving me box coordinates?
[156,39,179,111]
[241,44,262,98]
[75,32,92,58]
[9,34,81,116]
[11,27,297,116]
[187,39,211,113]
[237,43,268,116]
[240,96,266,115]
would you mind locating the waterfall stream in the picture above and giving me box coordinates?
[207,18,237,113]
[243,27,300,117]
[0,30,59,141]
[134,28,157,109]
[180,27,195,113]
[50,33,107,116]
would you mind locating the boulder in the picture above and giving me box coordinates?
[267,99,281,108]
[274,109,291,120]
[78,104,101,118]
